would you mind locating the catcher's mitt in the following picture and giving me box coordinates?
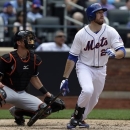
[0,88,6,107]
[44,95,65,113]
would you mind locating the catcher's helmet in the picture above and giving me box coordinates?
[14,30,36,49]
[86,3,107,22]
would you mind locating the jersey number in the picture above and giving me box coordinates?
[101,49,107,56]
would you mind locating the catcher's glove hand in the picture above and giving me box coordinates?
[44,95,65,113]
[0,88,6,107]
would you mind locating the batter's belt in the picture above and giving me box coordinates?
[91,66,103,68]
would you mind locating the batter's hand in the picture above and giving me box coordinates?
[60,79,70,96]
[106,49,116,58]
[0,82,4,88]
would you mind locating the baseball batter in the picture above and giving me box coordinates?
[60,3,126,129]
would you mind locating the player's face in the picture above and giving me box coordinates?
[27,35,35,45]
[18,35,35,49]
[17,39,25,49]
[94,10,104,25]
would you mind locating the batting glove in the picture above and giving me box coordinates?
[60,78,70,96]
[106,49,116,58]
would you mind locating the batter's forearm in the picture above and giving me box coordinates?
[115,50,125,59]
[63,59,75,78]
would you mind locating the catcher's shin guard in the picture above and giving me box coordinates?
[38,103,52,119]
[27,91,63,126]
[27,103,51,126]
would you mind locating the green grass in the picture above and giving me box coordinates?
[1,109,130,120]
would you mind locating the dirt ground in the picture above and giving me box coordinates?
[0,119,130,130]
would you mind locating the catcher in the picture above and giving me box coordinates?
[0,30,65,126]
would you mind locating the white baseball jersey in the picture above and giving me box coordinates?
[35,42,70,52]
[69,23,124,66]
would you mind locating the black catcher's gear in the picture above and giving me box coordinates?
[44,94,65,112]
[38,103,52,118]
[27,102,51,126]
[0,88,7,107]
[14,30,36,49]
[27,91,64,126]
[0,50,42,91]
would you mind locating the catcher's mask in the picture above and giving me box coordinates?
[14,30,36,49]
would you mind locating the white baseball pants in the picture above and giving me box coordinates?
[76,62,107,120]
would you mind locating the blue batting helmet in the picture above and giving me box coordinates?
[86,3,107,22]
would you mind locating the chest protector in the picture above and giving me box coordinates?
[2,51,37,91]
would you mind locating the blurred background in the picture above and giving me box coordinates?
[0,0,130,48]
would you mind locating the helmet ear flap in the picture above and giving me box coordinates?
[88,13,96,22]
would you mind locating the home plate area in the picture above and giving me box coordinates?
[0,119,130,130]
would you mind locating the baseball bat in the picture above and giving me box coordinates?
[27,90,63,126]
